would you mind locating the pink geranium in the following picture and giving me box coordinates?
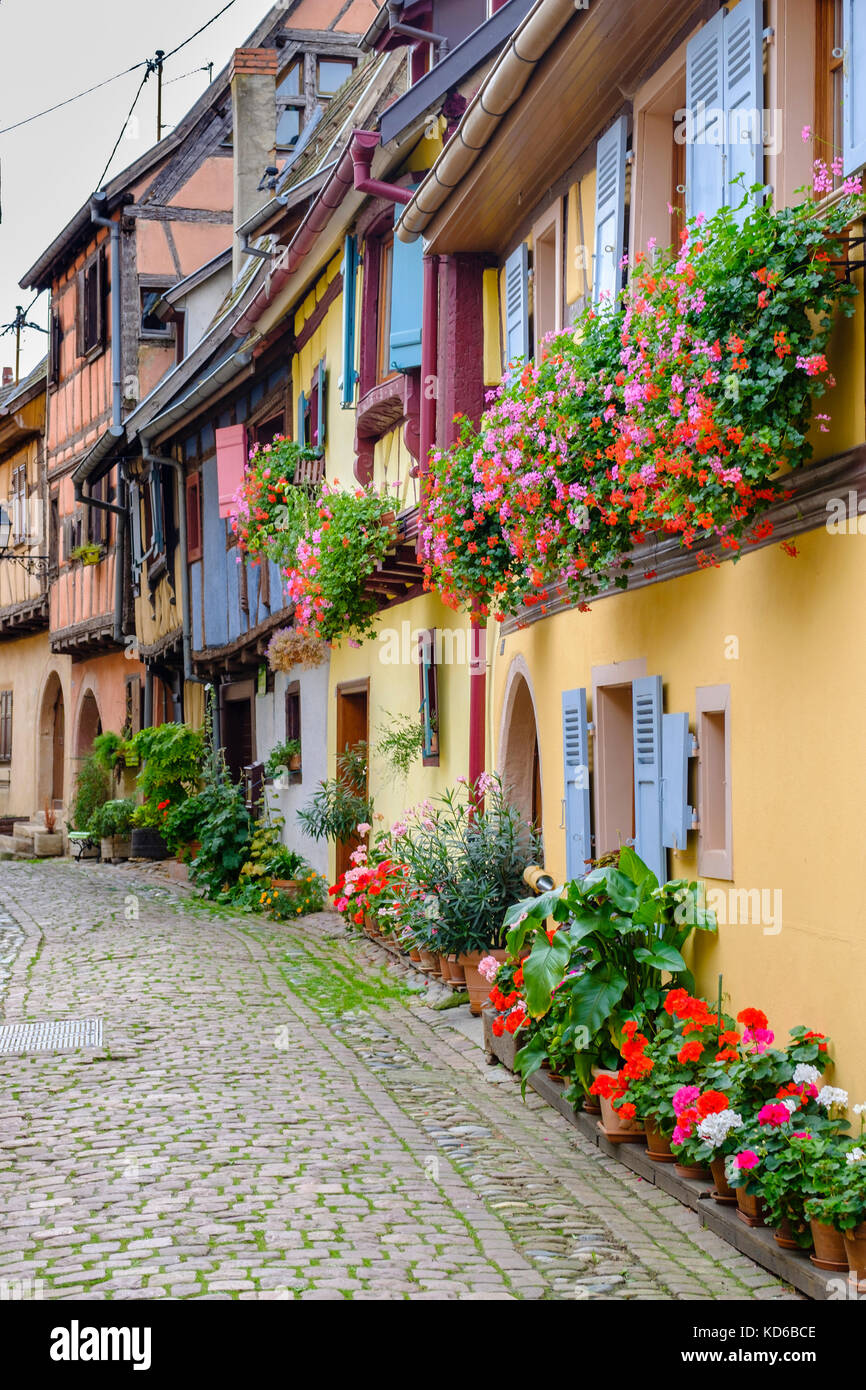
[673,1085,700,1116]
[735,1150,759,1171]
[758,1102,792,1128]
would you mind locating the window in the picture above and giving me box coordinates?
[86,476,107,547]
[276,58,305,148]
[297,362,326,452]
[419,631,439,765]
[531,201,563,357]
[140,287,172,338]
[11,464,26,542]
[0,690,12,764]
[286,680,302,784]
[317,57,354,95]
[593,115,628,306]
[377,236,396,381]
[696,684,732,879]
[254,413,284,448]
[77,248,106,357]
[816,0,844,188]
[186,472,202,562]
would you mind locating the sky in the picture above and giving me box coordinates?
[0,0,272,377]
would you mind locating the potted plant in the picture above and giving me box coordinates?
[265,739,302,782]
[70,541,102,566]
[129,722,204,859]
[88,798,136,861]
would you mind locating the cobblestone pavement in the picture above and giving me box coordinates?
[0,860,798,1301]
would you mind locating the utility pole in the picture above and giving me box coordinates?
[155,50,165,140]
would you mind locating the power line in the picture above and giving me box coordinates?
[0,61,149,137]
[95,66,153,191]
[161,0,238,62]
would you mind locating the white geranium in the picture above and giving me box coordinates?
[696,1109,744,1148]
[781,1097,799,1113]
[793,1063,822,1087]
[846,1147,866,1165]
[854,1103,866,1116]
[816,1085,848,1111]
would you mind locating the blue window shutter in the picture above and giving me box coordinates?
[317,360,327,448]
[592,114,627,306]
[389,207,423,371]
[661,711,692,852]
[129,481,143,584]
[296,389,307,445]
[685,9,726,221]
[562,688,592,880]
[340,234,358,408]
[844,0,866,175]
[503,242,529,369]
[421,637,435,757]
[633,675,666,883]
[723,0,763,220]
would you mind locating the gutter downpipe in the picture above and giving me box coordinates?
[141,442,203,696]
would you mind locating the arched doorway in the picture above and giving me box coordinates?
[498,658,543,834]
[37,672,66,809]
[75,690,102,759]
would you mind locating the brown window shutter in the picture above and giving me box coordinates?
[98,244,108,349]
[76,270,85,358]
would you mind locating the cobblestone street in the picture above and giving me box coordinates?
[0,861,798,1301]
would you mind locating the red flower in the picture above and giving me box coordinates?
[677,1041,703,1064]
[697,1090,730,1118]
[492,1017,505,1038]
[617,1102,637,1120]
[737,1007,768,1031]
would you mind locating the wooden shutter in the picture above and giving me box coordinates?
[661,710,692,852]
[723,0,763,219]
[592,115,627,306]
[0,691,11,763]
[389,205,424,371]
[296,389,307,445]
[562,687,592,880]
[340,234,358,408]
[49,310,62,385]
[185,472,202,561]
[844,0,866,174]
[129,480,143,583]
[685,9,726,221]
[215,424,248,519]
[632,674,665,883]
[97,244,109,349]
[503,242,529,368]
[149,468,164,554]
[316,359,327,449]
[75,270,85,358]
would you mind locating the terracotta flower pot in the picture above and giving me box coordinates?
[418,947,437,972]
[710,1156,738,1204]
[775,1216,810,1251]
[843,1222,866,1287]
[582,1095,602,1115]
[736,1188,766,1228]
[460,948,507,1016]
[409,947,422,963]
[674,1161,711,1181]
[593,1070,644,1143]
[644,1116,676,1163]
[288,754,301,771]
[809,1220,849,1271]
[446,954,466,987]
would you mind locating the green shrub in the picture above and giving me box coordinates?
[72,754,111,831]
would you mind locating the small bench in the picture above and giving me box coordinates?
[67,831,100,862]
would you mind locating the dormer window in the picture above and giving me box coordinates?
[317,57,354,95]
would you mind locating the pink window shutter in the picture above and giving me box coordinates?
[215,424,248,518]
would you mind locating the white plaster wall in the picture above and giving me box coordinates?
[255,660,330,877]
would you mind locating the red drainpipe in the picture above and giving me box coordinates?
[419,252,439,480]
[469,603,486,798]
[233,131,410,337]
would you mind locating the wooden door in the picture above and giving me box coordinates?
[221,680,255,783]
[52,689,65,805]
[335,680,369,881]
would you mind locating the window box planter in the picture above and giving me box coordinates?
[130,827,168,860]
[100,836,131,862]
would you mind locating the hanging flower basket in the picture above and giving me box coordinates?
[266,627,329,673]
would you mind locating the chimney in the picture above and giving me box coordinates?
[229,48,278,279]
[2,368,13,387]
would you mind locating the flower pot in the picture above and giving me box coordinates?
[843,1222,866,1287]
[434,952,449,979]
[674,1161,711,1181]
[644,1116,676,1163]
[809,1220,849,1272]
[409,947,421,963]
[460,948,507,1016]
[272,878,300,893]
[446,954,466,987]
[710,1156,738,1204]
[593,1071,645,1143]
[774,1216,810,1251]
[418,948,437,972]
[100,836,131,862]
[582,1094,602,1116]
[130,827,168,860]
[288,754,301,771]
[735,1188,766,1228]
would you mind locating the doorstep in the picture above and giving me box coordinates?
[482,1010,840,1302]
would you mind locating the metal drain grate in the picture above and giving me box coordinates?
[0,1017,103,1055]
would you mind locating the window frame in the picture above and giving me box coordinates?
[186,471,203,563]
[376,234,399,383]
[285,680,302,785]
[591,658,647,858]
[696,684,732,880]
[77,247,106,359]
[418,630,440,767]
[815,0,845,190]
[531,200,563,359]
[139,283,174,341]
